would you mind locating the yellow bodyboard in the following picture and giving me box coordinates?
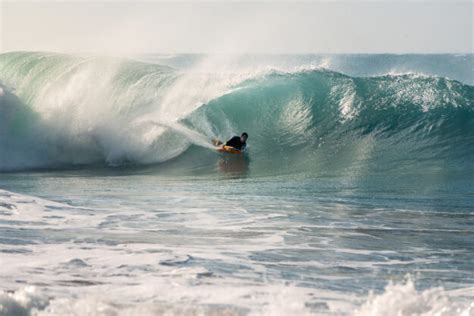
[217,145,243,154]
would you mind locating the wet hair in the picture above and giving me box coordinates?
[241,132,248,138]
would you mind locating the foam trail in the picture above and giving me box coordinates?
[144,120,217,150]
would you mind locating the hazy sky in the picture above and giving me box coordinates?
[1,1,472,54]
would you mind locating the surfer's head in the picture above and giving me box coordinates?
[241,132,248,143]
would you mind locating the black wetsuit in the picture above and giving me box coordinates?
[225,136,246,150]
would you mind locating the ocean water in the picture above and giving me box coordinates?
[0,52,473,315]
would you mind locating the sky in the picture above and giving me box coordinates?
[0,1,472,54]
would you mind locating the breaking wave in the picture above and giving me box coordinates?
[1,52,473,175]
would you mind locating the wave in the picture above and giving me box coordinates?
[1,52,473,175]
[183,70,474,176]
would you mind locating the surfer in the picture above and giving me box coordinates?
[213,132,248,151]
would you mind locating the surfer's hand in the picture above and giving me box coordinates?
[212,139,223,146]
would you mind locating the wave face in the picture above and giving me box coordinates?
[1,52,473,175]
[185,70,474,176]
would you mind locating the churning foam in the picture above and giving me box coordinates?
[0,278,472,315]
[355,277,473,316]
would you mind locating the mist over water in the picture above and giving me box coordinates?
[0,51,473,315]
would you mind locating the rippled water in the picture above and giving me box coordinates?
[1,168,473,315]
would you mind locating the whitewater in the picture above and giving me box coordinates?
[0,52,473,315]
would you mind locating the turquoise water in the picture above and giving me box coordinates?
[0,52,473,315]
